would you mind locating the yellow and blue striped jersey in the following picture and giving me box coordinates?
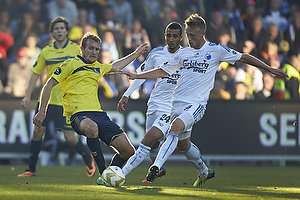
[32,40,80,105]
[52,55,112,116]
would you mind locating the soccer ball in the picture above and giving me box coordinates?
[102,166,125,187]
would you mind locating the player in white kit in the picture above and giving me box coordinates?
[117,22,183,182]
[122,14,288,186]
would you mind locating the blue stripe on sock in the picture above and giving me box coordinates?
[162,132,178,159]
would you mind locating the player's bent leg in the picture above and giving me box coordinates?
[111,133,135,159]
[178,139,214,187]
[122,143,151,176]
[146,132,179,182]
[18,126,46,177]
[109,133,135,168]
[63,130,96,177]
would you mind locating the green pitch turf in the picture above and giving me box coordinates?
[0,165,299,200]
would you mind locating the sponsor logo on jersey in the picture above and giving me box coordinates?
[183,59,209,73]
[162,71,181,84]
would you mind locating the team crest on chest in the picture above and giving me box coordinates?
[204,52,211,60]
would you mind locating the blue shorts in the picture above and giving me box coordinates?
[35,103,73,131]
[70,111,124,146]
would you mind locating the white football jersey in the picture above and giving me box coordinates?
[160,42,242,105]
[124,46,182,113]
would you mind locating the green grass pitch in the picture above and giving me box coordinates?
[0,165,299,200]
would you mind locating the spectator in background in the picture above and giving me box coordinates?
[221,0,245,44]
[0,9,13,35]
[98,4,126,53]
[284,6,300,56]
[210,64,232,100]
[241,0,257,32]
[260,23,285,61]
[5,48,36,97]
[263,0,288,32]
[48,0,78,27]
[235,63,263,98]
[241,15,268,55]
[234,81,252,100]
[218,27,237,50]
[24,35,42,67]
[206,8,227,44]
[260,41,280,66]
[98,50,119,98]
[0,0,30,37]
[101,30,120,61]
[0,31,14,90]
[226,64,238,97]
[255,72,275,100]
[275,55,300,100]
[28,0,50,37]
[154,4,180,47]
[76,0,104,25]
[107,0,133,29]
[124,18,151,57]
[69,7,98,44]
[133,0,161,48]
[13,12,38,57]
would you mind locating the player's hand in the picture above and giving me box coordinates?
[33,111,46,128]
[117,96,129,113]
[21,96,30,108]
[120,71,137,80]
[134,43,148,57]
[269,68,288,78]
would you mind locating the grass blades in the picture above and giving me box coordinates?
[0,165,299,200]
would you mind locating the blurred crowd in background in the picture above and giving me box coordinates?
[1,0,300,101]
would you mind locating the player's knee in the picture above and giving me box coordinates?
[81,121,98,138]
[169,119,185,134]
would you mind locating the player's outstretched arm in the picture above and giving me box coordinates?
[110,43,148,72]
[239,53,288,77]
[33,77,58,128]
[21,72,40,108]
[121,68,168,80]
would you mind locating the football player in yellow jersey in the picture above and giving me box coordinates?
[33,32,148,185]
[18,17,96,178]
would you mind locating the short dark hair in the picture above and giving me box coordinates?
[80,32,101,48]
[165,22,183,36]
[49,17,69,33]
[184,14,207,32]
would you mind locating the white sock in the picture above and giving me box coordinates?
[181,142,208,178]
[122,143,151,176]
[154,132,179,169]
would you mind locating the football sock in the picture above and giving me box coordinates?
[149,146,159,163]
[181,142,208,178]
[154,132,178,169]
[109,153,127,168]
[122,143,151,176]
[29,139,42,172]
[87,138,106,174]
[73,138,93,168]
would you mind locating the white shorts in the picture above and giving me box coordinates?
[146,110,171,143]
[171,102,206,141]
